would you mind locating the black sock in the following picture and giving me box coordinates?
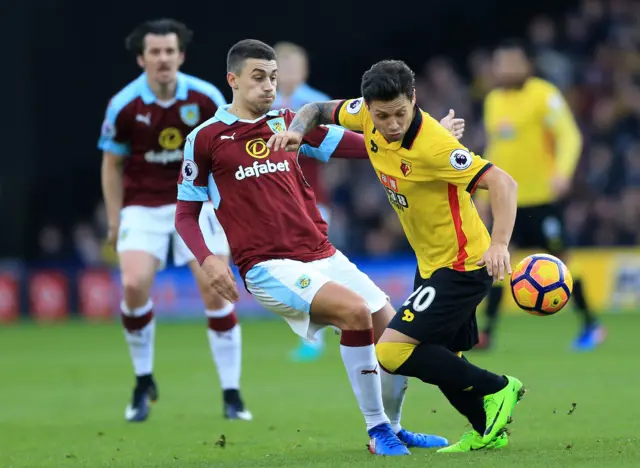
[396,343,507,396]
[439,385,486,434]
[133,374,153,403]
[572,279,596,328]
[483,286,503,335]
[223,389,243,407]
[439,354,488,434]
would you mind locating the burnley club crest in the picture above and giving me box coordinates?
[180,104,200,126]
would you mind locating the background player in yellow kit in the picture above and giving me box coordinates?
[268,59,524,452]
[476,40,606,351]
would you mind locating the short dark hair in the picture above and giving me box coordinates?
[361,60,415,103]
[125,19,193,55]
[496,38,533,59]
[227,39,277,74]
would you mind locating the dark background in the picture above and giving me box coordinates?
[1,0,577,259]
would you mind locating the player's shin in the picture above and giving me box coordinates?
[206,304,242,392]
[377,341,507,397]
[380,367,407,434]
[121,299,155,379]
[340,329,390,430]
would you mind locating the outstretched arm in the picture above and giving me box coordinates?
[267,100,344,153]
[288,100,343,136]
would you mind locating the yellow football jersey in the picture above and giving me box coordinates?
[334,98,493,279]
[483,77,582,207]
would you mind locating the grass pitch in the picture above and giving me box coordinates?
[1,312,639,467]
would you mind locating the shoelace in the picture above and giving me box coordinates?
[375,429,405,449]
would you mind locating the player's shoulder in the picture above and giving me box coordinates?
[179,72,226,106]
[413,109,461,153]
[526,77,561,97]
[187,115,227,144]
[105,75,145,118]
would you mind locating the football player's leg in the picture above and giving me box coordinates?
[188,259,250,421]
[245,260,407,456]
[322,251,447,448]
[175,206,251,420]
[540,205,605,350]
[376,269,523,445]
[118,245,162,422]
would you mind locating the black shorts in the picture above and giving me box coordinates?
[388,267,493,352]
[513,203,566,256]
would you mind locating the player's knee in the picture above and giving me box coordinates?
[121,274,152,306]
[375,341,417,373]
[336,300,372,331]
[202,288,228,310]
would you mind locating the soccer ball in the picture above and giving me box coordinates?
[510,254,573,316]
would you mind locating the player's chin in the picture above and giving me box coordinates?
[385,132,403,142]
[254,100,274,114]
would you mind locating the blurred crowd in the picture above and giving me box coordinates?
[37,0,640,266]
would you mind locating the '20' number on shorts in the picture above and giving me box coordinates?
[402,285,436,312]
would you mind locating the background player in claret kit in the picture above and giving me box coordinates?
[272,41,332,362]
[175,39,453,456]
[476,39,605,351]
[98,19,250,422]
[269,59,524,453]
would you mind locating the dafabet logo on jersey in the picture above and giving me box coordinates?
[245,139,270,159]
[235,160,291,180]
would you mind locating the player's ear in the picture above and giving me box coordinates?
[136,55,145,69]
[411,89,416,106]
[227,72,238,90]
[178,52,185,68]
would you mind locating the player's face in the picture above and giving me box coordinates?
[137,33,184,86]
[229,58,278,115]
[367,92,416,143]
[493,49,531,87]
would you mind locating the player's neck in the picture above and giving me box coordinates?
[228,101,265,121]
[147,78,177,101]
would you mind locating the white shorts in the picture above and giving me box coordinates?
[244,250,387,340]
[117,203,229,269]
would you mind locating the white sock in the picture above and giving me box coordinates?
[340,329,389,430]
[206,304,241,390]
[121,300,155,376]
[381,369,408,434]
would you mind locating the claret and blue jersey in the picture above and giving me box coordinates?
[177,105,347,278]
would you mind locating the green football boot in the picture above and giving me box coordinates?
[437,431,508,453]
[482,375,525,444]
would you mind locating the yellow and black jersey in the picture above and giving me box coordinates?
[483,77,582,207]
[334,98,493,279]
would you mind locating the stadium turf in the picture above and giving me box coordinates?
[1,311,639,467]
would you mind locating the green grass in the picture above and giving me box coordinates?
[1,312,639,467]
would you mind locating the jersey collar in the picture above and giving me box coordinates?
[139,72,189,104]
[401,106,423,150]
[214,105,281,125]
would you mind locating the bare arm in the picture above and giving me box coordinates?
[288,100,343,136]
[476,166,518,247]
[101,152,124,244]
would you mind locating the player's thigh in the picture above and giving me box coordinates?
[244,259,332,340]
[118,205,172,269]
[314,250,388,315]
[187,257,230,311]
[387,268,492,347]
[173,203,230,267]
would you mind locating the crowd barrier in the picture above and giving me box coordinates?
[0,248,638,323]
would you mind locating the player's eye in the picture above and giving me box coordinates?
[376,114,388,120]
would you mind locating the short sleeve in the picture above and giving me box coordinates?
[177,131,211,202]
[97,101,131,156]
[334,97,367,132]
[299,125,345,162]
